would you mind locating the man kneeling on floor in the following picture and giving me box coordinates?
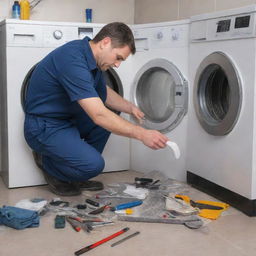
[24,22,168,196]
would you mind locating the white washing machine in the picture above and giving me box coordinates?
[130,20,189,181]
[101,55,132,173]
[0,19,131,188]
[187,5,256,216]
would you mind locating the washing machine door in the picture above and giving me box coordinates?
[194,52,242,135]
[21,65,123,113]
[132,58,188,133]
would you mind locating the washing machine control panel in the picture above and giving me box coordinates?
[150,25,188,49]
[191,10,256,42]
[133,23,189,51]
[43,26,79,47]
[5,23,102,48]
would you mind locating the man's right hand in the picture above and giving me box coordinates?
[78,97,169,150]
[141,130,169,150]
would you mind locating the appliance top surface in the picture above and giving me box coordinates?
[133,19,190,29]
[0,19,105,28]
[191,4,256,22]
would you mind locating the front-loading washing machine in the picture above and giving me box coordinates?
[187,5,256,216]
[130,20,189,181]
[0,19,131,188]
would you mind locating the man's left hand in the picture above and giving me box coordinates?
[130,105,145,124]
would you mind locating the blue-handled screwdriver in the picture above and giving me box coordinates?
[111,200,143,211]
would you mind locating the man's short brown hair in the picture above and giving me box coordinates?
[92,22,136,54]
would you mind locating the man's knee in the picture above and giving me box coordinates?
[78,152,105,180]
[88,153,105,174]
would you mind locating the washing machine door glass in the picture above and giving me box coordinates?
[194,52,242,135]
[21,65,123,114]
[132,58,188,133]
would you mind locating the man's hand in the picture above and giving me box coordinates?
[141,130,169,150]
[130,105,145,124]
[78,97,169,150]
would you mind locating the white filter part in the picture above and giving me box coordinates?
[166,141,180,159]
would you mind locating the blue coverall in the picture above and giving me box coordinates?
[24,37,111,182]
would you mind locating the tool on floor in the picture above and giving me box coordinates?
[175,195,229,220]
[135,177,153,185]
[95,194,136,199]
[111,231,140,247]
[117,215,204,229]
[68,216,104,223]
[110,200,143,211]
[88,203,111,215]
[50,199,69,207]
[74,227,130,255]
[68,216,93,233]
[164,194,199,216]
[166,141,180,159]
[135,177,161,190]
[85,199,99,207]
[75,204,87,210]
[175,195,224,210]
[91,221,114,228]
[54,215,66,229]
[66,217,81,232]
[115,208,134,215]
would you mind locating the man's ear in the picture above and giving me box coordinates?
[101,37,112,48]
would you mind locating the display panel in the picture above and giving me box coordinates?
[235,15,250,28]
[216,19,231,33]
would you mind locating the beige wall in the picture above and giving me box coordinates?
[1,0,256,24]
[135,0,256,24]
[135,0,179,23]
[0,0,135,24]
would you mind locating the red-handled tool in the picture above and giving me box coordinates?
[66,217,81,232]
[74,227,129,255]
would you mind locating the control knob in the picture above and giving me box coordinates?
[171,29,179,41]
[53,30,63,40]
[156,31,163,39]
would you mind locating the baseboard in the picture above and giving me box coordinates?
[187,171,256,217]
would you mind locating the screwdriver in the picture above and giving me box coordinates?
[110,200,143,211]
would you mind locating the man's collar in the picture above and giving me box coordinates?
[83,37,97,71]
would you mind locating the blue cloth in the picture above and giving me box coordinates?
[0,206,39,230]
[24,37,110,182]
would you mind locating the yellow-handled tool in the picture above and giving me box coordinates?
[175,195,224,210]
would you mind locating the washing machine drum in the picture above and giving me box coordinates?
[194,52,242,136]
[132,58,188,133]
[21,65,123,114]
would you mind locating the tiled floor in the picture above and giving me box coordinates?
[0,170,256,256]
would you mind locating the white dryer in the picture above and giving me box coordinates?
[0,19,131,188]
[187,5,256,216]
[130,20,189,181]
